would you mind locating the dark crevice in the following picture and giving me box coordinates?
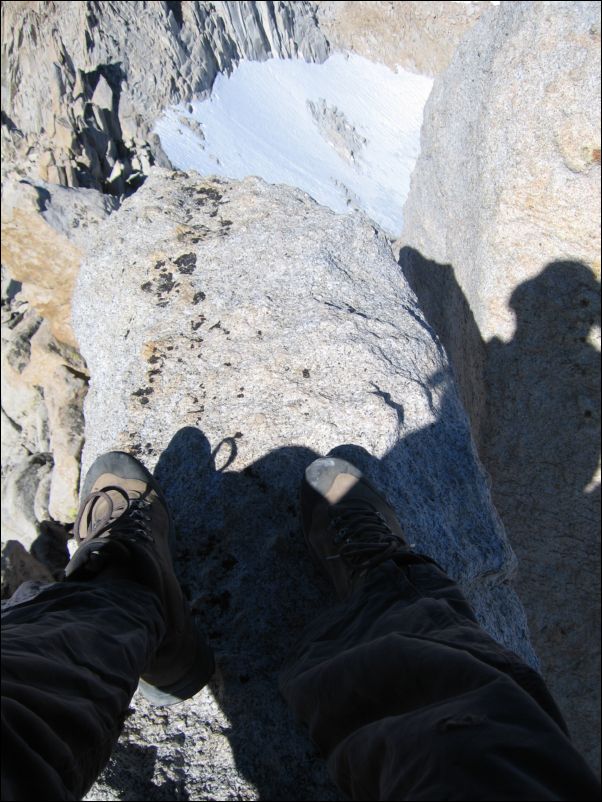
[165,1,183,28]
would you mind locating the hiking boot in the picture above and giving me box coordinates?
[64,450,215,706]
[302,456,421,599]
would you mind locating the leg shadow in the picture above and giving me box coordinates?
[153,427,339,800]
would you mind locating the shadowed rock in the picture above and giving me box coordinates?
[399,1,601,771]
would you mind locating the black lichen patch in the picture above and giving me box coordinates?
[195,186,223,204]
[209,320,222,331]
[156,271,176,293]
[193,291,206,304]
[302,368,310,378]
[140,281,153,292]
[174,252,197,274]
[147,365,162,384]
[132,387,153,405]
[208,320,230,334]
[217,218,233,237]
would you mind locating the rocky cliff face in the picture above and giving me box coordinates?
[1,178,119,346]
[72,169,534,799]
[314,0,494,76]
[1,1,328,192]
[399,0,601,771]
[0,0,326,567]
[0,0,494,597]
[1,178,116,554]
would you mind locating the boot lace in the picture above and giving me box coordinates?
[327,499,407,575]
[74,485,154,545]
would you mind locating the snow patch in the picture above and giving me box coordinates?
[154,54,433,237]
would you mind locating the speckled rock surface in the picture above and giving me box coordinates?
[73,169,536,799]
[399,0,601,772]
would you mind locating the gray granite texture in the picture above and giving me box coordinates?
[72,169,537,799]
[398,0,601,773]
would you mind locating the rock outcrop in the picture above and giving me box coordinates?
[1,268,86,562]
[73,169,535,799]
[1,179,118,346]
[1,178,116,571]
[0,540,53,600]
[314,0,496,76]
[1,1,328,192]
[399,0,601,772]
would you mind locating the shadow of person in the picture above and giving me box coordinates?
[397,246,489,445]
[100,741,190,801]
[140,368,531,801]
[483,262,601,711]
[398,248,601,769]
[152,427,340,800]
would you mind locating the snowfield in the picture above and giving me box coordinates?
[154,54,433,237]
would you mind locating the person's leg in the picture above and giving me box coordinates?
[281,457,602,801]
[1,451,214,801]
[2,578,164,801]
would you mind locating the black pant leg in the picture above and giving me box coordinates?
[280,561,601,801]
[1,579,165,801]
